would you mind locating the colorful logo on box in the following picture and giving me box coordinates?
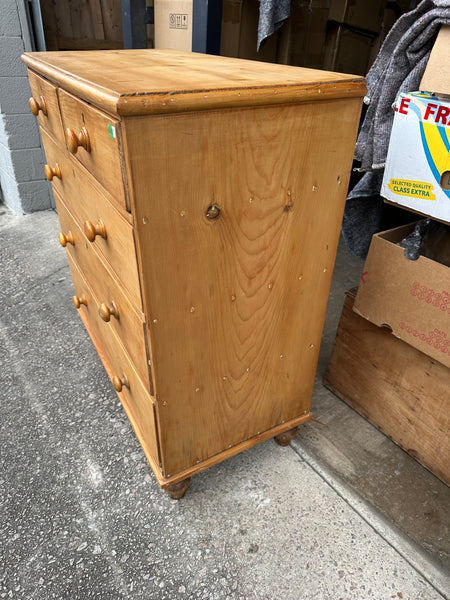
[395,93,450,200]
[387,178,436,200]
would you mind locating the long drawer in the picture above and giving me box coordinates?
[54,190,150,386]
[28,70,65,146]
[66,251,160,468]
[58,88,129,211]
[41,129,142,310]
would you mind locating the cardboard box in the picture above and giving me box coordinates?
[381,92,450,224]
[154,0,193,51]
[323,23,376,76]
[366,6,398,71]
[353,222,450,368]
[328,0,386,34]
[420,25,450,97]
[220,0,279,63]
[220,0,243,57]
[325,289,450,486]
[238,0,279,62]
[277,0,329,69]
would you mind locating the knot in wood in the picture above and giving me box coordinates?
[206,205,221,219]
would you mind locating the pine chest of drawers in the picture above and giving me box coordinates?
[23,50,365,498]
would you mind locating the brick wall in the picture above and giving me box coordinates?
[0,0,52,214]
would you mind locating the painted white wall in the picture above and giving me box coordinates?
[0,0,52,214]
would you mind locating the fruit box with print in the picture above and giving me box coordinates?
[381,92,450,224]
[353,222,450,368]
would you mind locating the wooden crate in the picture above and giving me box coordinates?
[325,289,450,485]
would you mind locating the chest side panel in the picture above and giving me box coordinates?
[124,99,362,476]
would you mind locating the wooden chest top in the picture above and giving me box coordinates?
[22,49,366,117]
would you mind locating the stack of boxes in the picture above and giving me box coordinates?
[322,0,386,75]
[219,0,403,76]
[325,26,450,485]
[276,0,331,69]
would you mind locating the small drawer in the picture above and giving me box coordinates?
[41,130,141,309]
[58,89,128,210]
[27,70,64,146]
[54,190,150,386]
[67,252,160,468]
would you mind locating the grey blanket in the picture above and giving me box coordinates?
[343,0,450,258]
[257,0,291,50]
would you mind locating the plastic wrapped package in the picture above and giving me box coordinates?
[398,219,450,266]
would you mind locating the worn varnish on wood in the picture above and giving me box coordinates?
[23,50,365,496]
[23,49,365,115]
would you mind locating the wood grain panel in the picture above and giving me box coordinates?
[53,190,150,386]
[22,50,366,117]
[40,129,141,308]
[100,0,123,42]
[58,88,128,208]
[66,251,160,468]
[71,0,82,39]
[39,0,123,51]
[56,37,123,50]
[27,70,65,146]
[89,0,105,39]
[325,290,450,486]
[158,413,312,488]
[38,0,58,50]
[124,99,362,475]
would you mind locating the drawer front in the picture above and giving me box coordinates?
[41,129,141,309]
[28,70,64,146]
[54,190,150,385]
[67,252,160,467]
[58,89,128,210]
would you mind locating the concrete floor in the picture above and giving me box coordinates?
[1,206,449,600]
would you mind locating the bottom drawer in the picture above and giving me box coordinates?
[67,252,161,469]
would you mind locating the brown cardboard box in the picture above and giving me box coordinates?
[323,22,376,75]
[354,222,450,368]
[366,6,398,70]
[420,24,450,97]
[220,0,243,57]
[238,0,279,62]
[154,0,193,51]
[328,0,386,34]
[277,0,329,69]
[220,0,279,62]
[325,289,450,485]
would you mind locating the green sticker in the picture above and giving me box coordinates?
[108,122,116,140]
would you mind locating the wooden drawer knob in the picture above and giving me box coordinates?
[84,219,107,242]
[99,301,120,322]
[59,231,75,247]
[29,96,47,116]
[66,127,91,154]
[73,294,88,309]
[44,163,62,181]
[112,374,129,392]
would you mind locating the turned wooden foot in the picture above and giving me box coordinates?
[165,478,191,500]
[274,426,298,447]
